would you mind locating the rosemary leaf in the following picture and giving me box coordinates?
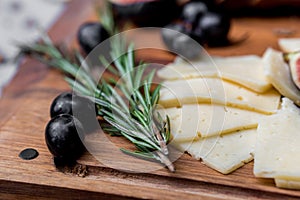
[151,85,161,106]
[121,133,158,151]
[120,148,158,161]
[133,63,146,90]
[143,82,151,108]
[64,77,93,96]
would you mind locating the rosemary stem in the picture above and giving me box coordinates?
[157,151,175,172]
[152,122,169,155]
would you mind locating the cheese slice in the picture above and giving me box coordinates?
[159,78,280,114]
[263,48,300,106]
[172,129,257,174]
[158,104,264,140]
[254,98,300,182]
[157,55,272,93]
[156,107,199,142]
[278,38,300,52]
[275,178,300,189]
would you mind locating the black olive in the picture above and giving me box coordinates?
[161,23,202,59]
[111,0,181,27]
[194,11,231,46]
[50,92,98,133]
[181,1,208,27]
[45,114,85,161]
[77,22,110,54]
[190,27,206,46]
[161,23,188,51]
[50,92,72,118]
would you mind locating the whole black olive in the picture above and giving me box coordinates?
[77,22,110,54]
[181,1,208,26]
[161,23,202,59]
[45,114,85,161]
[111,0,181,27]
[194,11,231,46]
[50,92,98,133]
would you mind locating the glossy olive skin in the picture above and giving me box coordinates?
[194,11,231,46]
[111,0,181,27]
[181,1,208,26]
[161,0,231,53]
[161,23,202,59]
[77,22,110,54]
[161,23,189,51]
[45,114,85,161]
[50,92,97,133]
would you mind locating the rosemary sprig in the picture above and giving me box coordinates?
[19,32,174,172]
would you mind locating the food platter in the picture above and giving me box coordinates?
[1,0,300,199]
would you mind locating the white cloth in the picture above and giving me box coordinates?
[0,0,65,96]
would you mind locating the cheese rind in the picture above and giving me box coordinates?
[157,55,272,93]
[158,104,264,140]
[254,97,300,180]
[159,78,280,114]
[262,48,300,106]
[172,129,257,174]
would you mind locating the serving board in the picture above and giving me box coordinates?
[1,0,300,199]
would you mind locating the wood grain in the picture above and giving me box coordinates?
[1,0,300,199]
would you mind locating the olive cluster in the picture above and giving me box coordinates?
[110,0,231,59]
[161,0,231,59]
[77,0,231,58]
[45,92,96,164]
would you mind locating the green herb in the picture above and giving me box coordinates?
[98,1,115,36]
[18,21,174,172]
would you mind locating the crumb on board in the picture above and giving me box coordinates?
[59,163,89,178]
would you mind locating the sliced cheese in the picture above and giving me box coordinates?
[263,48,300,106]
[159,78,280,114]
[278,38,300,52]
[158,104,264,140]
[172,129,257,174]
[157,55,272,93]
[275,178,300,190]
[156,107,199,142]
[254,98,300,181]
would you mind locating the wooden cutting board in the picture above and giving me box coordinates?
[1,0,300,199]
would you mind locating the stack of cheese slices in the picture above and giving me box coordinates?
[156,38,300,189]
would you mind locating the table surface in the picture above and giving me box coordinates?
[1,0,300,199]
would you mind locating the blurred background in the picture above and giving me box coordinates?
[0,0,65,96]
[0,0,300,97]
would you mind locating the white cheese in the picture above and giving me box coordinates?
[157,55,272,93]
[158,104,264,140]
[278,38,300,52]
[156,107,200,142]
[172,129,257,174]
[254,98,300,181]
[159,78,280,114]
[262,48,300,106]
